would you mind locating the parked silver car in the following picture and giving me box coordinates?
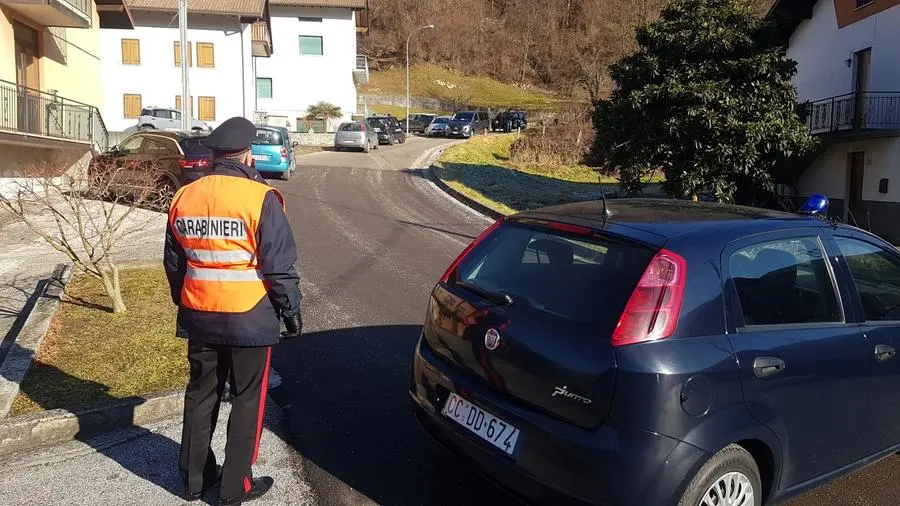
[425,116,451,137]
[137,107,211,132]
[334,121,379,152]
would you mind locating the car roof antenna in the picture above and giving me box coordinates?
[598,174,610,219]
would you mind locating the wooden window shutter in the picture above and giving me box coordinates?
[174,41,193,66]
[198,96,216,121]
[121,39,140,65]
[197,42,214,68]
[123,94,142,119]
[175,95,194,116]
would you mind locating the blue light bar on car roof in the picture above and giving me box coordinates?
[799,194,829,215]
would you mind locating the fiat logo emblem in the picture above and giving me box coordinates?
[484,328,501,351]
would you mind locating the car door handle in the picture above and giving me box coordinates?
[875,344,896,362]
[753,357,786,378]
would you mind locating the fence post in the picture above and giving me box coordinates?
[830,97,836,132]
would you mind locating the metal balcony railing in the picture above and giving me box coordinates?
[0,79,108,151]
[805,92,900,135]
[60,0,91,19]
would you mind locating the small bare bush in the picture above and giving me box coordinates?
[510,106,594,167]
[0,155,170,313]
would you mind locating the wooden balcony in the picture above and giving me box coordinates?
[0,0,91,28]
[251,21,272,57]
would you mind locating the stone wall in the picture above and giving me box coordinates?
[289,132,333,147]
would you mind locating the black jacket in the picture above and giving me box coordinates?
[164,159,302,346]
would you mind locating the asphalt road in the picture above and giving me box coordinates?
[266,136,900,506]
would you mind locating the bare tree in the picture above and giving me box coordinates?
[0,154,168,313]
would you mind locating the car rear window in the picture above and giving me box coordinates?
[253,129,283,146]
[453,223,654,330]
[339,122,363,132]
[181,138,213,157]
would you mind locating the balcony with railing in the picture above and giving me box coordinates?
[0,80,108,152]
[805,92,900,137]
[353,55,369,85]
[251,21,272,57]
[0,0,91,28]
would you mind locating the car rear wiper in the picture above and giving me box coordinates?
[456,281,513,306]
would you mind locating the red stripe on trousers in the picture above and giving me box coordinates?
[244,476,252,494]
[252,346,272,464]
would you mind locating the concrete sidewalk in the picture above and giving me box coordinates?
[0,398,314,505]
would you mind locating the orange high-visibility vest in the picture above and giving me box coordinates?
[168,175,285,313]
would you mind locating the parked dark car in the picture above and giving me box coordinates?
[367,115,406,145]
[447,111,490,138]
[411,195,900,506]
[406,113,438,134]
[90,131,212,208]
[491,109,527,132]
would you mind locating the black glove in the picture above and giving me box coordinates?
[281,313,302,339]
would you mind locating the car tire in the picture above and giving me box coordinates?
[157,178,178,211]
[678,444,762,506]
[391,135,399,145]
[364,141,370,153]
[139,124,155,132]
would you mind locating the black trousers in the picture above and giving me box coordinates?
[179,341,272,501]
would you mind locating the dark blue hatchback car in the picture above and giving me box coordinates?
[410,197,900,506]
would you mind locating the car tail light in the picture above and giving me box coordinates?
[439,218,505,283]
[280,147,288,159]
[179,159,210,169]
[360,124,367,132]
[612,249,687,347]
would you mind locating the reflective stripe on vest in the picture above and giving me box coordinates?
[168,175,284,313]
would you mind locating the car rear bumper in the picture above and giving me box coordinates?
[254,158,291,173]
[335,138,367,149]
[410,338,707,506]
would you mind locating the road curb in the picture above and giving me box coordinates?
[422,143,504,220]
[0,263,72,419]
[0,389,184,458]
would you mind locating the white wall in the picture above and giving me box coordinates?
[253,6,357,128]
[100,10,255,132]
[798,137,900,201]
[788,3,900,101]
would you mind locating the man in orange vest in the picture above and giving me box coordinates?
[164,117,302,505]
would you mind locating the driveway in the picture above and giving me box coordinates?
[271,135,900,506]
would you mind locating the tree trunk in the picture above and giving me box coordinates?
[100,263,127,313]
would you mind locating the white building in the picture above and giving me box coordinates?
[772,0,900,241]
[253,0,368,131]
[99,0,273,132]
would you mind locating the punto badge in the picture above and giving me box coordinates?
[484,328,501,351]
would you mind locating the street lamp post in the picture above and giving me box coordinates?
[406,24,434,134]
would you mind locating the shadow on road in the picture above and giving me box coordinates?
[271,324,522,506]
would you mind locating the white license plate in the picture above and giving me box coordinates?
[252,154,269,161]
[441,393,520,455]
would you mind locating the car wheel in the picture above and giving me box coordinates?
[140,124,155,132]
[391,135,399,145]
[364,141,370,153]
[678,444,761,506]
[156,178,178,211]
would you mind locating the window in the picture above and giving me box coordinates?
[181,138,213,157]
[174,41,193,66]
[123,94,142,119]
[299,35,323,55]
[454,223,654,329]
[140,136,180,156]
[339,122,363,132]
[121,38,140,65]
[857,0,875,8]
[730,237,841,326]
[836,237,900,321]
[196,42,214,68]
[117,135,146,154]
[175,95,194,116]
[198,96,216,121]
[252,128,284,146]
[298,16,323,22]
[257,77,273,99]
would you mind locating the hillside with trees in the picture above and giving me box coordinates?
[361,0,775,101]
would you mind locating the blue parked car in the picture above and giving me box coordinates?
[251,126,297,180]
[411,195,900,505]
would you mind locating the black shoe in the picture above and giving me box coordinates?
[220,476,274,505]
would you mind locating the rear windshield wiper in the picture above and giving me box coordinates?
[456,281,513,306]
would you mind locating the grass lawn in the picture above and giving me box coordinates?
[294,145,326,156]
[10,266,187,416]
[434,135,664,215]
[360,64,558,111]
